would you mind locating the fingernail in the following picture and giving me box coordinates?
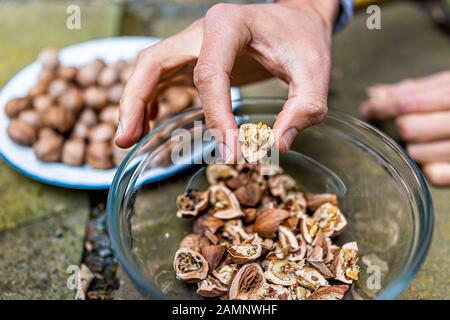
[114,122,123,144]
[282,128,298,151]
[217,142,233,164]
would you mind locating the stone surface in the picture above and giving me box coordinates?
[0,2,121,299]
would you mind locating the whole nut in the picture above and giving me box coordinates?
[62,138,86,166]
[234,182,262,207]
[107,83,124,104]
[254,208,290,239]
[33,128,64,162]
[47,79,68,98]
[86,141,113,169]
[58,87,84,112]
[99,105,119,126]
[88,123,115,142]
[97,66,119,87]
[7,119,37,145]
[18,110,42,129]
[84,86,108,110]
[57,66,78,82]
[38,48,59,69]
[28,82,48,97]
[112,143,132,167]
[78,108,98,127]
[72,122,89,140]
[5,97,31,118]
[37,68,55,85]
[33,95,53,112]
[76,59,105,87]
[41,106,76,133]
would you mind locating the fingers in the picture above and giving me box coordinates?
[115,21,202,148]
[422,162,450,186]
[360,71,450,120]
[407,140,450,164]
[396,111,450,143]
[194,4,250,161]
[273,51,331,152]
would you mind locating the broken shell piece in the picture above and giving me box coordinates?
[264,260,299,286]
[257,283,292,300]
[173,248,209,283]
[283,192,307,217]
[287,235,307,262]
[305,193,338,211]
[239,122,274,163]
[228,234,262,264]
[176,190,209,218]
[307,284,349,300]
[209,185,243,220]
[313,202,347,237]
[278,225,300,253]
[268,175,296,200]
[254,209,290,239]
[202,216,225,234]
[75,264,94,300]
[201,244,226,271]
[197,276,228,298]
[179,233,202,252]
[290,284,311,300]
[206,164,238,185]
[300,216,319,244]
[223,219,251,245]
[332,242,360,284]
[212,263,238,286]
[309,261,333,279]
[296,267,328,290]
[229,263,266,300]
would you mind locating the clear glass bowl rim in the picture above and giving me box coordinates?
[107,98,434,300]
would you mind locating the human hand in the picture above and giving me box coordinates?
[115,0,339,161]
[360,71,450,186]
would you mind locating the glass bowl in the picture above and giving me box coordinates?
[107,98,433,300]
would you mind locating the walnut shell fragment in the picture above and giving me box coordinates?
[197,275,228,298]
[229,263,266,300]
[206,164,238,185]
[307,284,349,300]
[176,190,209,218]
[238,122,274,163]
[332,242,360,284]
[257,283,292,300]
[228,234,262,264]
[7,119,37,146]
[296,267,329,291]
[254,209,290,239]
[264,260,299,286]
[173,248,209,283]
[209,185,243,220]
[212,263,238,286]
[305,193,338,211]
[313,202,347,237]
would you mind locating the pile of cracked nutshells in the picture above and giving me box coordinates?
[5,48,199,169]
[173,163,360,300]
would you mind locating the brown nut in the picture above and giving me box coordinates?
[212,263,238,286]
[33,95,53,112]
[83,86,108,110]
[88,123,115,142]
[97,66,119,87]
[205,164,238,185]
[38,48,59,69]
[71,122,89,140]
[85,141,113,169]
[107,83,124,104]
[99,105,119,126]
[62,139,86,166]
[18,110,42,129]
[58,87,83,112]
[179,234,202,252]
[37,68,55,85]
[196,276,228,298]
[332,242,360,284]
[307,285,349,300]
[173,248,209,283]
[76,59,105,87]
[112,143,132,167]
[176,190,209,218]
[209,185,243,220]
[47,79,68,98]
[5,97,31,118]
[227,234,262,264]
[313,202,347,237]
[7,119,37,146]
[33,129,64,162]
[119,64,133,83]
[28,83,48,97]
[296,267,329,291]
[201,244,226,271]
[234,182,262,207]
[78,108,98,127]
[159,86,193,114]
[243,208,257,224]
[268,174,296,200]
[300,216,319,244]
[254,209,290,239]
[264,260,299,286]
[41,107,76,133]
[229,263,266,300]
[57,66,78,81]
[257,283,292,300]
[305,193,338,211]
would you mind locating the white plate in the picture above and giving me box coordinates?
[0,36,240,189]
